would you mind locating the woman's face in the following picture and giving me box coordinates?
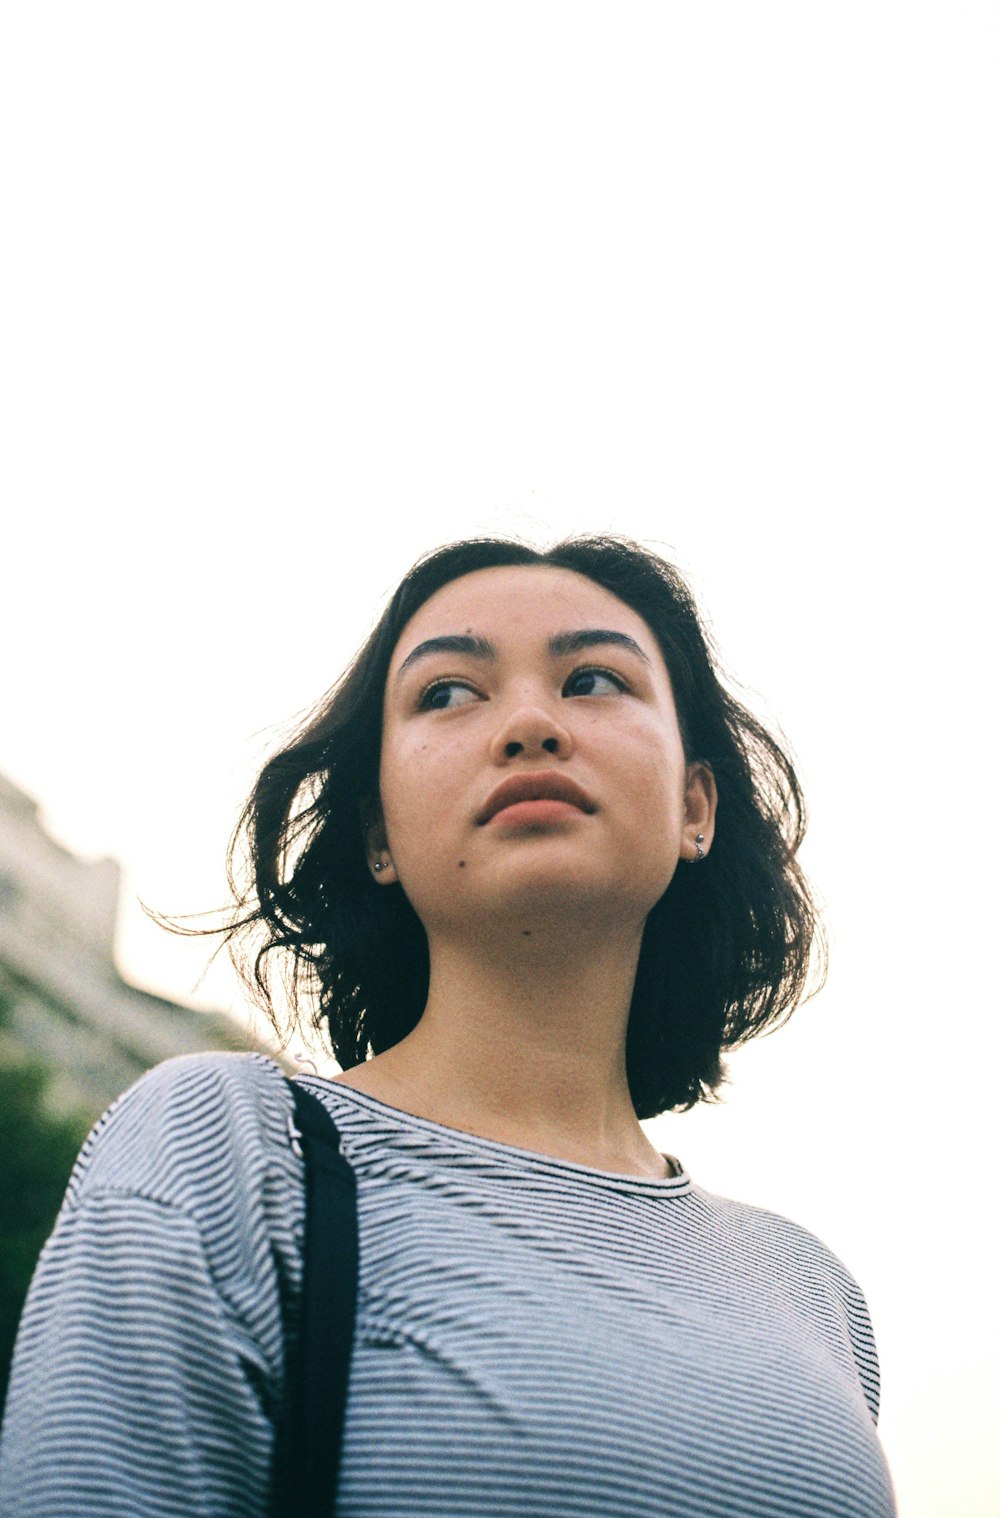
[371,564,716,940]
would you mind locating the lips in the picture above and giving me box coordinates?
[477,772,597,825]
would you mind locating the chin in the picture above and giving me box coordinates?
[456,868,658,934]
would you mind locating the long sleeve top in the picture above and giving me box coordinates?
[0,1051,896,1516]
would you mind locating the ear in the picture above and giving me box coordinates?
[362,799,399,885]
[682,762,718,864]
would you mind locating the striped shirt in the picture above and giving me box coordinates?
[0,1051,896,1516]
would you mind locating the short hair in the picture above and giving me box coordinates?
[221,536,825,1119]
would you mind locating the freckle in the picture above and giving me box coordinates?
[458,860,466,869]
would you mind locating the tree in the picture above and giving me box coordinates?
[0,1056,92,1415]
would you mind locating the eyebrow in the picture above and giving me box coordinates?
[395,628,651,681]
[548,629,650,664]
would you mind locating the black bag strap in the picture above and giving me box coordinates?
[272,1079,359,1518]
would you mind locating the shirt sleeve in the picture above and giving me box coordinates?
[0,1052,305,1518]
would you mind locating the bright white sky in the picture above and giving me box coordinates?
[1,5,997,1513]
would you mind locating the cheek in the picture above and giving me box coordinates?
[628,763,688,897]
[626,750,689,872]
[622,722,687,807]
[379,736,450,855]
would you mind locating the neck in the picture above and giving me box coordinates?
[347,916,665,1175]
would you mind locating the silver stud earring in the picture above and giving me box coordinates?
[373,861,387,873]
[694,833,705,861]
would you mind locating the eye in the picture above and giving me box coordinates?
[563,666,629,698]
[418,679,482,711]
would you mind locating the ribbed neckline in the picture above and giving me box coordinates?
[298,1074,692,1195]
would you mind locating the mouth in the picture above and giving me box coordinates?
[476,772,597,826]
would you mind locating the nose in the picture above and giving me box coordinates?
[490,701,574,763]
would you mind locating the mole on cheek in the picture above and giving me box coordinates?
[458,860,466,869]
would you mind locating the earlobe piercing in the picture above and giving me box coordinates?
[694,833,705,862]
[373,861,388,873]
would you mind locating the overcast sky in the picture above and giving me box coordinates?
[2,6,997,1513]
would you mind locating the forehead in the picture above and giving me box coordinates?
[390,564,662,669]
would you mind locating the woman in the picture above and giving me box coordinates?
[0,536,897,1516]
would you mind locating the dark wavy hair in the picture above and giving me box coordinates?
[214,536,824,1120]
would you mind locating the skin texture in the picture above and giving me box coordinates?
[336,564,717,1177]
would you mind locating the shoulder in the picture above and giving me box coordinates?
[693,1184,883,1421]
[67,1050,298,1214]
[699,1186,872,1306]
[59,1052,307,1325]
[1,1055,305,1506]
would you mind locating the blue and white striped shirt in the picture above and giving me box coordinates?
[0,1051,896,1516]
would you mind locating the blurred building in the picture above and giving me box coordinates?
[0,771,253,1119]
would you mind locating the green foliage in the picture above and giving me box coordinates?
[0,1056,92,1414]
